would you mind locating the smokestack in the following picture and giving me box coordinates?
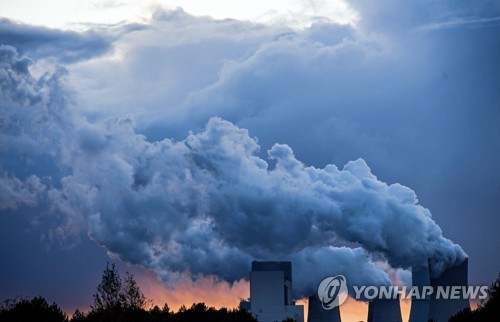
[307,295,341,322]
[367,298,402,322]
[428,258,469,322]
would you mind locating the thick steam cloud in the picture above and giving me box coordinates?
[1,45,466,298]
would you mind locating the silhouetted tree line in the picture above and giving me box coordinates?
[0,296,67,322]
[448,272,500,322]
[0,263,257,322]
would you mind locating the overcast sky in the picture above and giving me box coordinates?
[1,0,499,320]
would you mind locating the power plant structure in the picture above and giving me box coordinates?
[244,259,469,322]
[367,298,402,322]
[307,295,341,322]
[410,258,469,322]
[242,261,304,322]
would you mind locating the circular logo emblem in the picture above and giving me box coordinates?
[317,275,348,310]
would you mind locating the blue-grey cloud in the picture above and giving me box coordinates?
[0,45,79,245]
[52,113,465,295]
[0,19,114,63]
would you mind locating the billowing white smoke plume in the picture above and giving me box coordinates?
[1,45,466,298]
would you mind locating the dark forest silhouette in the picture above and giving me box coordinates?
[1,264,498,322]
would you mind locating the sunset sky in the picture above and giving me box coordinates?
[1,1,499,321]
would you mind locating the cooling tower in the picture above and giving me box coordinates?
[367,298,402,322]
[428,258,469,322]
[409,258,469,322]
[408,264,431,322]
[307,295,341,322]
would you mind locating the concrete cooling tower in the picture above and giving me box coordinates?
[409,258,469,322]
[367,298,402,322]
[428,258,469,322]
[307,295,341,322]
[408,264,431,322]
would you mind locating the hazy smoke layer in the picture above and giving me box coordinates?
[1,45,466,297]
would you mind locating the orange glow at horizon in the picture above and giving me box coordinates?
[137,270,250,312]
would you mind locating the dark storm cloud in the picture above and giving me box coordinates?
[0,45,68,170]
[0,45,77,243]
[0,19,113,63]
[1,43,466,298]
[54,115,464,296]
